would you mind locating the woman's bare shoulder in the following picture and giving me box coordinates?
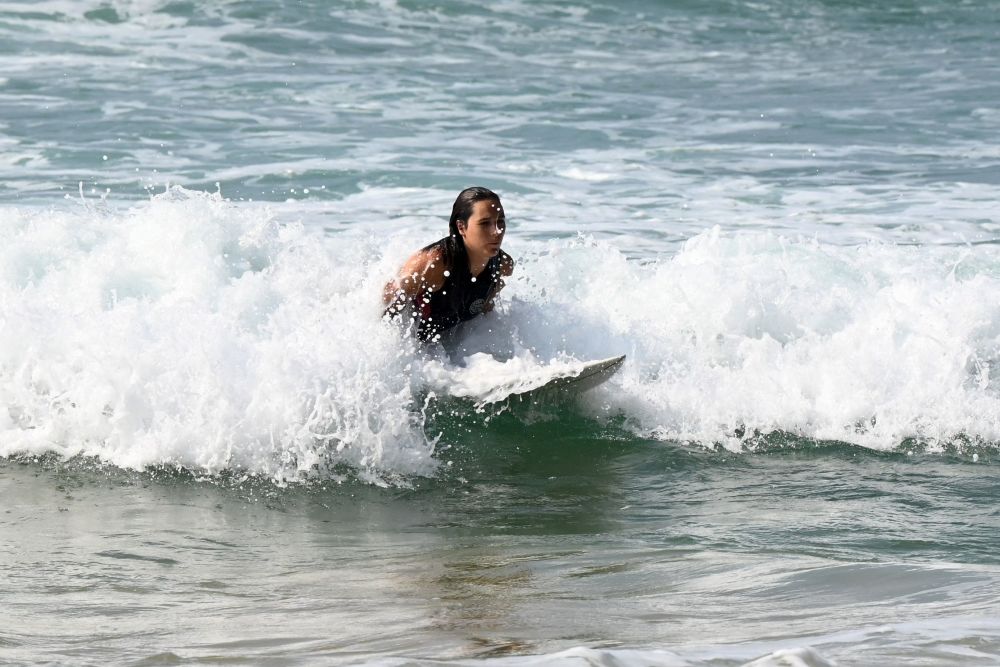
[395,244,448,290]
[402,244,445,273]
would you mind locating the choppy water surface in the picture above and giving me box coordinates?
[2,0,1000,665]
[1,0,999,245]
[4,436,1000,666]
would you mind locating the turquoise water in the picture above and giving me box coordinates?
[2,1,1000,665]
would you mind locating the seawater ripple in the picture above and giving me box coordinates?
[3,444,1000,666]
[0,0,998,245]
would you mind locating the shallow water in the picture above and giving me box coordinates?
[2,0,1000,665]
[4,432,1000,666]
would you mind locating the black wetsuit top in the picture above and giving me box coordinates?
[416,239,503,341]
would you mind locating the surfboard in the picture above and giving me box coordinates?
[471,355,626,405]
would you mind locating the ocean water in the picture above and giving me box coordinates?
[2,0,1000,665]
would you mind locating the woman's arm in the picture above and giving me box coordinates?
[382,246,448,317]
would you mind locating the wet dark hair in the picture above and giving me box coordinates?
[424,186,502,314]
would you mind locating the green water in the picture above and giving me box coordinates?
[4,419,999,665]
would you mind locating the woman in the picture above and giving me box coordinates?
[383,186,515,342]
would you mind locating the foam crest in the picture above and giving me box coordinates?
[4,192,999,477]
[0,189,435,483]
[488,229,1000,451]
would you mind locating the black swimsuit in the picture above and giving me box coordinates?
[415,239,502,341]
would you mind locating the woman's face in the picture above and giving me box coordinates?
[458,199,506,257]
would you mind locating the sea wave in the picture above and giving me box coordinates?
[0,188,435,484]
[3,189,1000,483]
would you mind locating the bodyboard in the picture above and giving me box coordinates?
[471,355,626,405]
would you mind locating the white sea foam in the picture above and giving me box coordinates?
[0,188,434,483]
[491,228,1000,451]
[2,190,1000,482]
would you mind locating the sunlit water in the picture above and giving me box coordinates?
[2,1,1000,665]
